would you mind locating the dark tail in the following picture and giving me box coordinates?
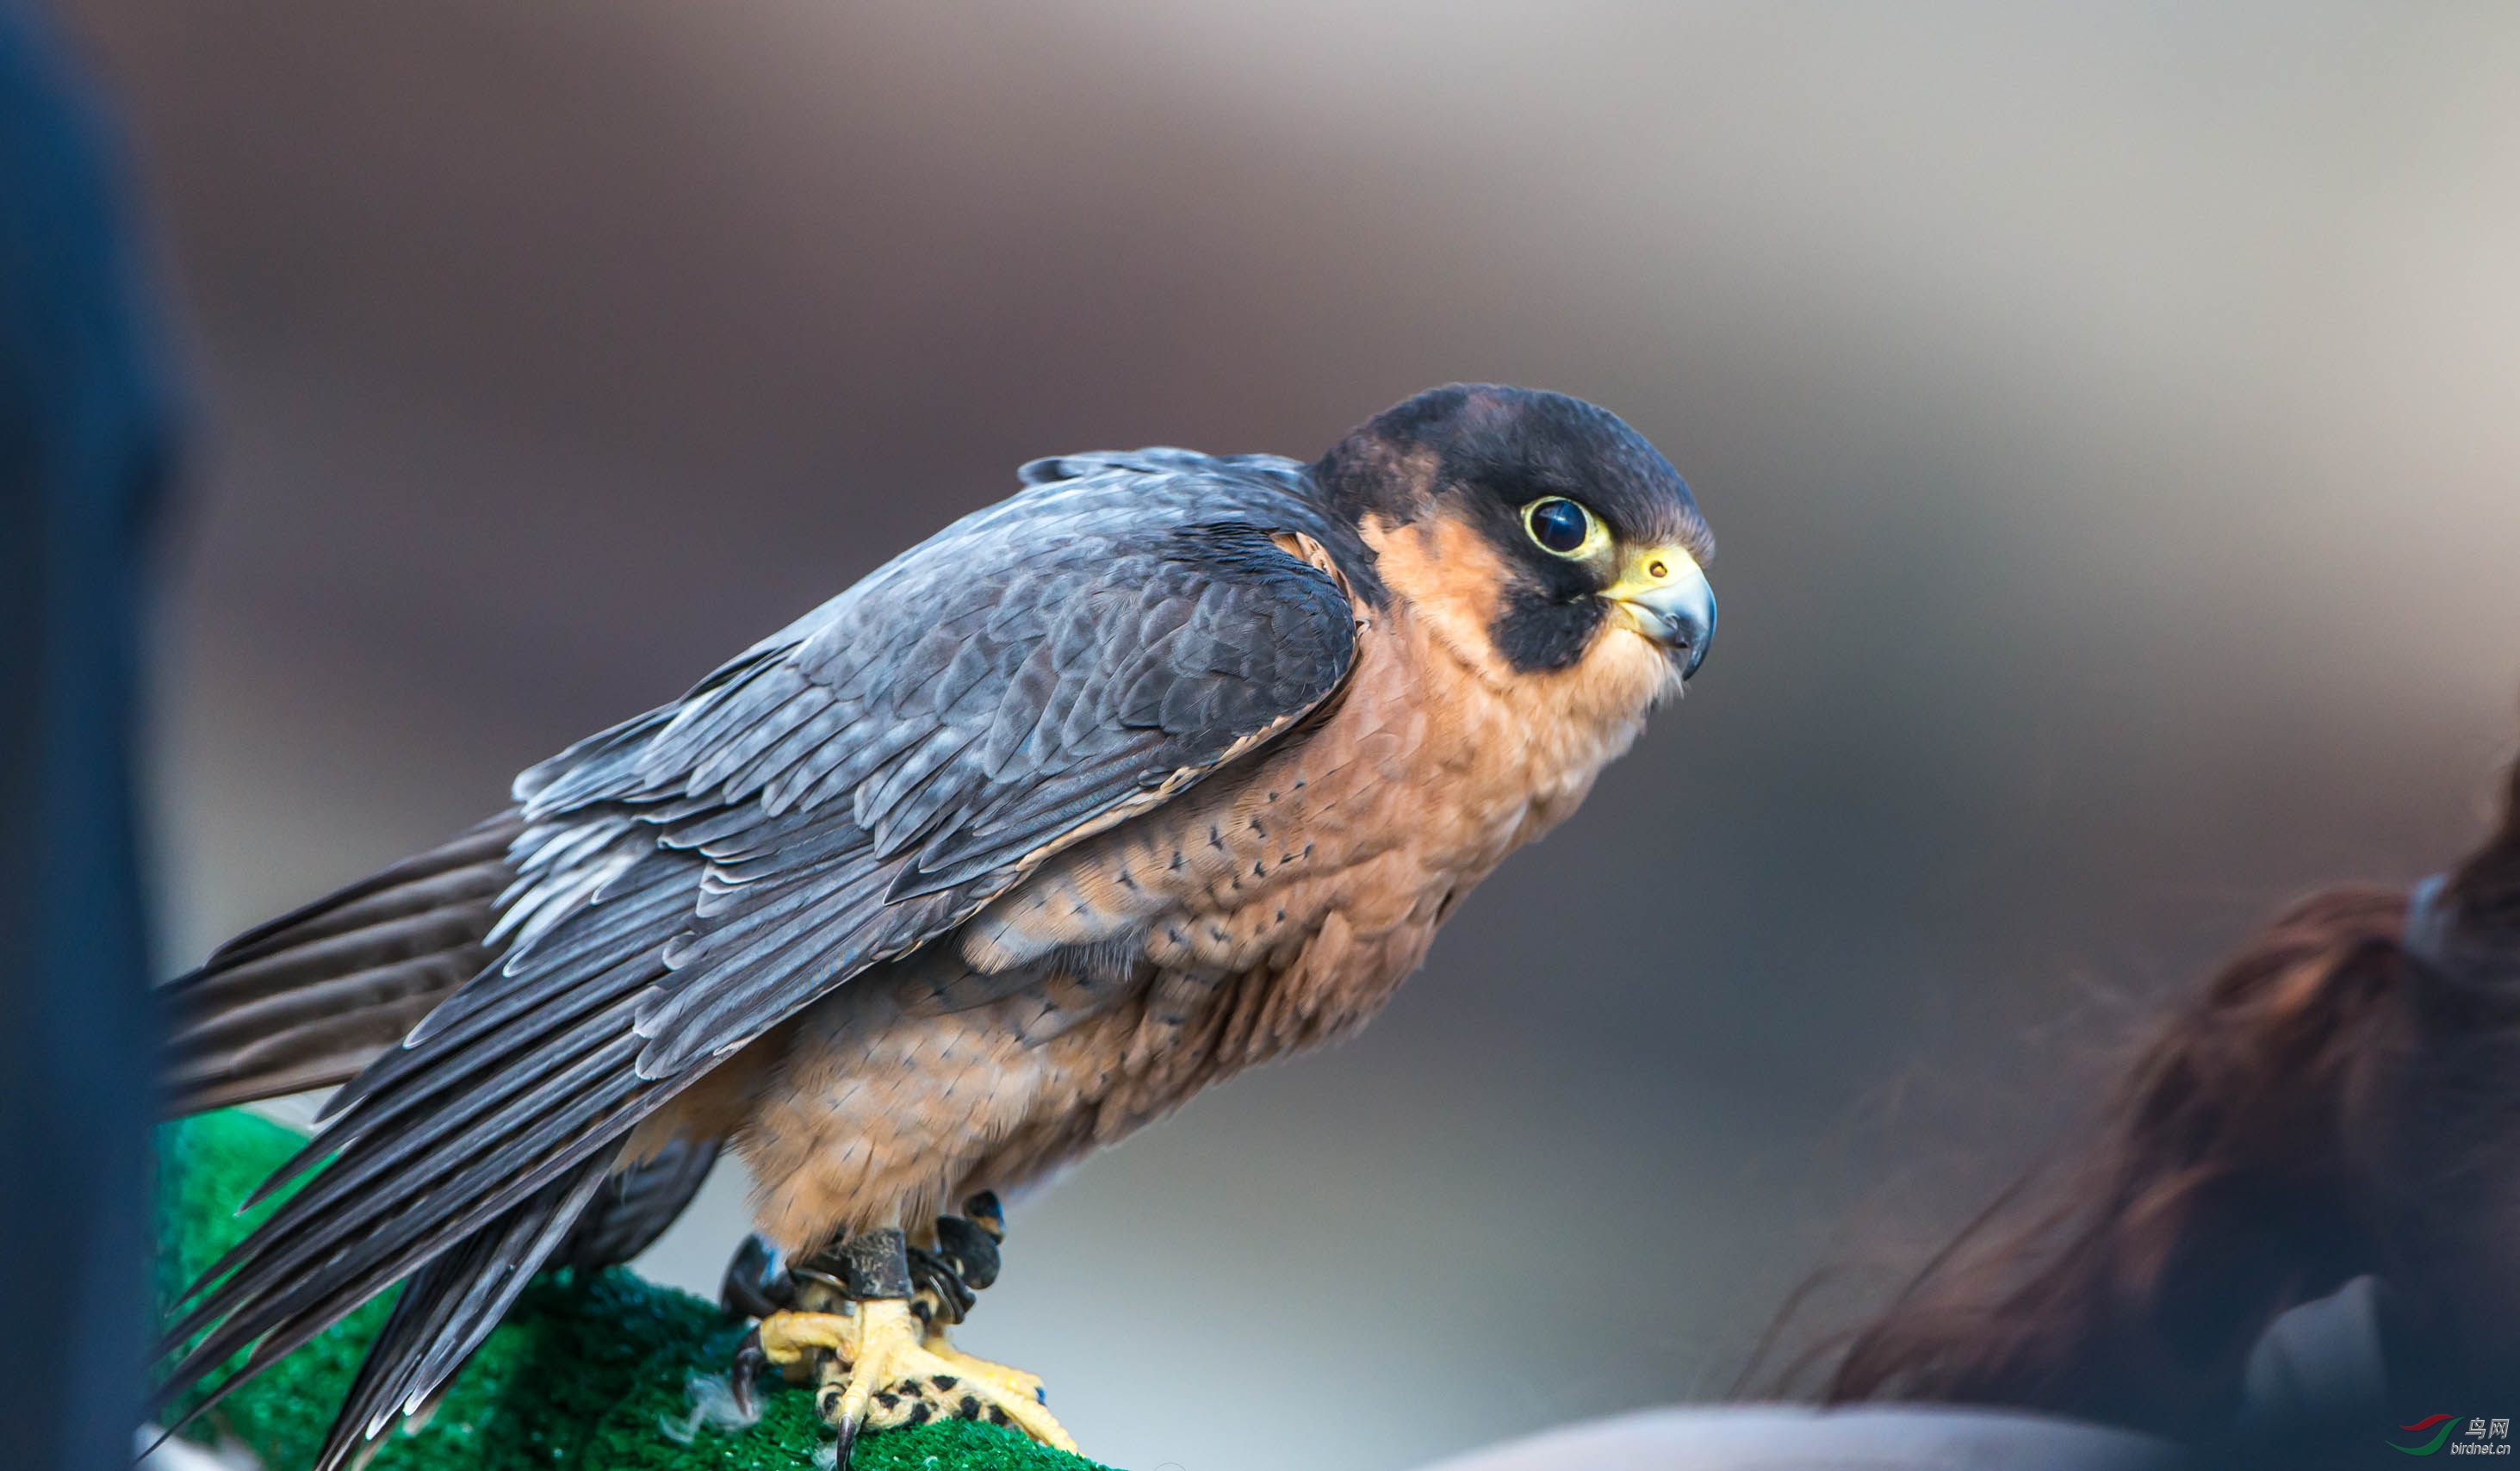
[159,815,523,1115]
[554,1134,721,1275]
[315,1162,610,1470]
[153,1129,718,1470]
[151,830,717,1471]
[320,1138,725,1469]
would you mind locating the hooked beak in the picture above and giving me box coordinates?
[1604,546,1716,680]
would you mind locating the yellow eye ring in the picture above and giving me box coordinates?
[1522,497,1604,559]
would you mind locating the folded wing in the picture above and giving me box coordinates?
[152,455,1362,1470]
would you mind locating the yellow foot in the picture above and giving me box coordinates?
[755,1300,1076,1462]
[922,1330,1051,1418]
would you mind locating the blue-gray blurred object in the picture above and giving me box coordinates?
[0,3,173,1468]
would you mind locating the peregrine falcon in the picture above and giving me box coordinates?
[154,384,1716,1466]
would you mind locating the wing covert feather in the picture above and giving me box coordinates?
[157,452,1368,1461]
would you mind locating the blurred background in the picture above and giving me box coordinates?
[50,3,2520,1468]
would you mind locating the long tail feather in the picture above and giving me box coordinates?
[159,816,523,1115]
[312,1161,608,1471]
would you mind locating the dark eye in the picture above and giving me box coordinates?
[1523,497,1597,557]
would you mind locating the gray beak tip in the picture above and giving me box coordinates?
[1644,572,1715,681]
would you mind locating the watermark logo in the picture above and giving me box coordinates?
[2391,1416,2511,1456]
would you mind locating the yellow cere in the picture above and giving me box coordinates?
[1602,543,1700,602]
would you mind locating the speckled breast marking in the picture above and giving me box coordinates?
[732,534,1676,1244]
[961,533,1667,992]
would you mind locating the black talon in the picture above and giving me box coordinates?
[906,1197,1005,1326]
[729,1325,769,1418]
[933,1213,1002,1291]
[908,1244,978,1325]
[785,1224,1015,1468]
[719,1232,795,1320]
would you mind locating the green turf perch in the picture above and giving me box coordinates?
[157,1111,1118,1471]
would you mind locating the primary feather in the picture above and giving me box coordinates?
[155,451,1365,1467]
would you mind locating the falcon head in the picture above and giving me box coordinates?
[1313,384,1716,686]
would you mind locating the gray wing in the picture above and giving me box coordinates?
[153,452,1363,1468]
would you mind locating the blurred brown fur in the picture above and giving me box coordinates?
[1810,750,2520,1439]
